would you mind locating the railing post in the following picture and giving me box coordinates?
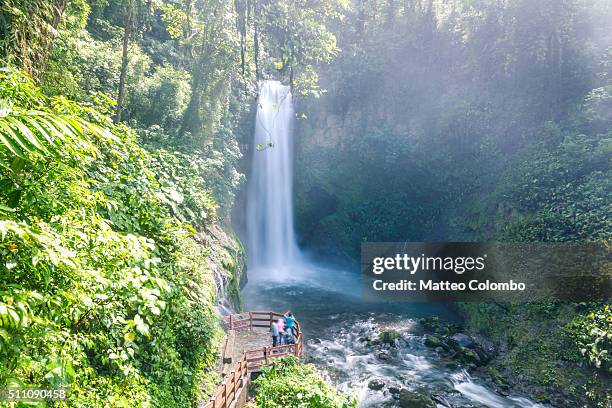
[249,311,253,331]
[264,346,268,365]
[229,314,232,330]
[229,370,235,404]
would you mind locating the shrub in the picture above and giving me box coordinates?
[564,305,612,373]
[252,357,356,408]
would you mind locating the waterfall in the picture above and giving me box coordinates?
[246,80,300,276]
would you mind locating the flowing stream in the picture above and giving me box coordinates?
[244,80,549,408]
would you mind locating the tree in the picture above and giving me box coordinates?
[179,0,240,140]
[255,0,346,95]
[115,0,134,122]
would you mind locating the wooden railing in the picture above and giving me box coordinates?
[202,311,303,408]
[203,354,248,408]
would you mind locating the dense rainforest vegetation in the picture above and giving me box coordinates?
[0,0,349,406]
[293,0,611,406]
[0,0,610,407]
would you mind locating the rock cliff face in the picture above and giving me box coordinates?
[197,224,246,313]
[292,95,433,258]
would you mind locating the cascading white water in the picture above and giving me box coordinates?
[246,81,300,276]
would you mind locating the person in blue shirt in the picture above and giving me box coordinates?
[284,311,296,344]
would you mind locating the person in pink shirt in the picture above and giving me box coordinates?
[276,318,286,345]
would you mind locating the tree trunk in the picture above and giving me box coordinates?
[403,0,412,17]
[179,55,203,137]
[183,0,193,64]
[116,0,133,123]
[235,0,247,76]
[51,0,69,30]
[547,29,562,119]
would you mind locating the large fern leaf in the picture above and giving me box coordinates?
[0,102,103,159]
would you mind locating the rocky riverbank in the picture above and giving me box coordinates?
[294,309,546,408]
[353,314,603,408]
[352,317,499,407]
[242,279,605,408]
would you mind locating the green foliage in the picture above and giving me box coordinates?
[0,0,64,75]
[42,30,122,101]
[565,305,612,373]
[0,68,108,161]
[461,302,611,406]
[0,68,227,406]
[500,128,611,242]
[159,3,188,41]
[125,64,191,130]
[257,0,346,95]
[252,357,357,408]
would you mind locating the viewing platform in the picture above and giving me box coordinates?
[202,311,303,408]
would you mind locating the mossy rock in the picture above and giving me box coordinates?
[368,378,386,390]
[419,317,442,333]
[459,349,482,365]
[398,390,436,408]
[424,335,442,348]
[380,330,401,345]
[484,366,507,386]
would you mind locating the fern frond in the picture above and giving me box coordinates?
[0,103,104,160]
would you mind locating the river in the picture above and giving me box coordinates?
[244,80,550,407]
[242,265,550,408]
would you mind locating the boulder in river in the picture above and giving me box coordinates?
[368,378,386,390]
[379,329,401,345]
[398,390,436,408]
[424,335,442,348]
[459,349,483,366]
[451,333,474,348]
[388,384,402,396]
[377,350,392,361]
[419,317,443,333]
[431,393,452,407]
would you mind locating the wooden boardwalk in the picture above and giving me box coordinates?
[203,311,303,408]
[232,329,270,364]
